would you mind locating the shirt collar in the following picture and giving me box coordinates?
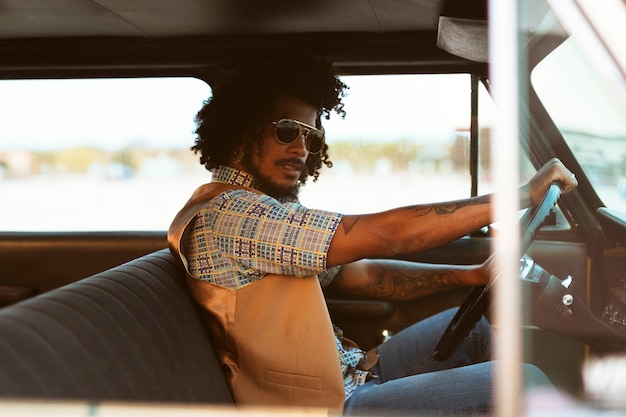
[212,165,260,190]
[211,165,300,204]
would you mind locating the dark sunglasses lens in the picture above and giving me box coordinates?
[275,119,301,144]
[307,130,324,153]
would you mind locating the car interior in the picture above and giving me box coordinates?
[1,0,626,413]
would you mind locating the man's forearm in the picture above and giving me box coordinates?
[330,259,483,301]
[328,195,492,267]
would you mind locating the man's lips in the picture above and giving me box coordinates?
[277,158,305,175]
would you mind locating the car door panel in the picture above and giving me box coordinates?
[0,232,166,300]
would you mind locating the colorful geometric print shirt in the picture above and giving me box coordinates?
[186,165,370,399]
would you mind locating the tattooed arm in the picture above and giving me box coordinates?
[326,158,577,267]
[326,258,489,301]
[326,195,492,267]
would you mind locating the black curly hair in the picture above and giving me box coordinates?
[192,52,348,185]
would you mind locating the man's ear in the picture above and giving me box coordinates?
[233,147,244,163]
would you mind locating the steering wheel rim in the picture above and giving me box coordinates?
[433,183,562,361]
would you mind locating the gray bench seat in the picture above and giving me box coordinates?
[0,249,233,404]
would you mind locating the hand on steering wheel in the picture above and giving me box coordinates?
[433,183,563,361]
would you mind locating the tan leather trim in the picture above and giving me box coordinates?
[167,182,242,270]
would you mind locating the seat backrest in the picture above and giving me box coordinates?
[0,249,233,404]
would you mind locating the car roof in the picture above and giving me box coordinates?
[0,0,488,79]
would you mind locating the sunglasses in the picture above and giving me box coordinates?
[272,118,325,154]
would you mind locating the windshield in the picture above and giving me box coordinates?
[531,21,626,213]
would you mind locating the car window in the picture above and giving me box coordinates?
[0,74,476,231]
[300,74,474,214]
[476,80,571,232]
[0,77,211,231]
[532,36,626,214]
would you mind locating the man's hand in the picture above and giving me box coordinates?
[476,252,499,286]
[522,158,578,208]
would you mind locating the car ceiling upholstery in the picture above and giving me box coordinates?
[0,0,488,77]
[1,0,487,39]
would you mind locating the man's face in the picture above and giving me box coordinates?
[240,95,317,200]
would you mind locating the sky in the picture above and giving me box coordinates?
[0,74,472,152]
[0,77,209,151]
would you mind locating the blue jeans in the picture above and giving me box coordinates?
[343,308,552,416]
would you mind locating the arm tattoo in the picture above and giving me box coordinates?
[362,261,461,300]
[408,196,490,218]
[341,216,361,234]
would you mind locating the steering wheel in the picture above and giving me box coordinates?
[433,183,562,361]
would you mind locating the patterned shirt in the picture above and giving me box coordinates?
[186,165,370,400]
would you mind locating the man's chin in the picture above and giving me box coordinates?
[256,177,300,201]
[240,159,301,201]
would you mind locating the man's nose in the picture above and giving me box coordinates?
[288,131,308,155]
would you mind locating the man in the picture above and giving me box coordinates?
[168,53,577,415]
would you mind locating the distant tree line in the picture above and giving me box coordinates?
[2,131,495,178]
